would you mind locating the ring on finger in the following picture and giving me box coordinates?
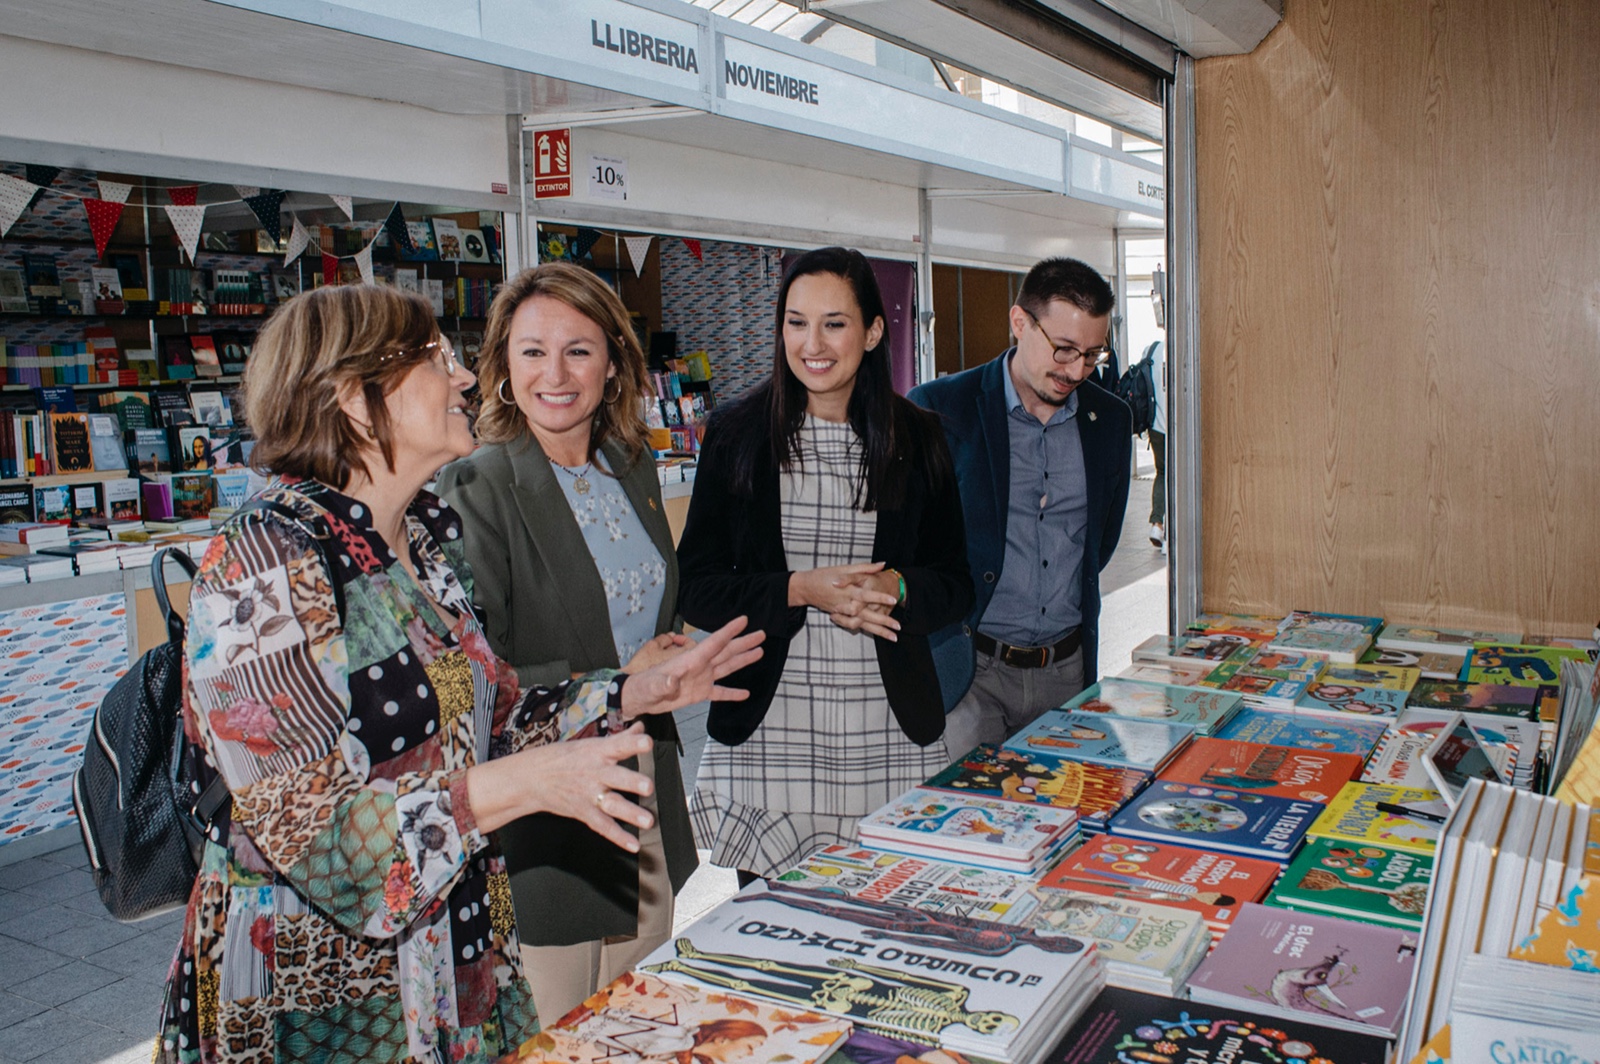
[594,791,607,809]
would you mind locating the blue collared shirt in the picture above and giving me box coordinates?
[979,352,1087,646]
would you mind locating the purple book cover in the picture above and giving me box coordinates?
[1186,903,1418,1036]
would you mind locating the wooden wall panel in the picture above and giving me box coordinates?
[1195,0,1600,634]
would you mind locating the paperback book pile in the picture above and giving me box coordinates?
[1002,711,1194,774]
[516,970,852,1064]
[1446,952,1600,1063]
[1131,632,1259,668]
[1038,986,1393,1064]
[1202,647,1326,708]
[1268,610,1383,665]
[1062,678,1244,736]
[1397,781,1590,1063]
[641,880,1104,1064]
[857,787,1078,874]
[1187,903,1419,1038]
[1266,836,1434,929]
[923,744,1149,832]
[1376,623,1519,657]
[1036,834,1281,944]
[1013,889,1211,995]
[775,844,1043,923]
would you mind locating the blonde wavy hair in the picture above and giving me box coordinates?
[475,262,649,470]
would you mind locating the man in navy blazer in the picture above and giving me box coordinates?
[909,258,1132,756]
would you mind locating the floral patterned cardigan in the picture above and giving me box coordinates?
[157,480,628,1063]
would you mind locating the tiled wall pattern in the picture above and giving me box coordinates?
[0,593,129,845]
[659,238,784,405]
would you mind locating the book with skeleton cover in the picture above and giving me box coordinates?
[639,880,1104,1064]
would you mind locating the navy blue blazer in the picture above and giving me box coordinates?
[908,352,1132,709]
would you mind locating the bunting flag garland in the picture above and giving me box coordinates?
[82,198,125,257]
[573,227,604,260]
[622,235,654,278]
[243,189,286,243]
[384,203,415,253]
[96,181,131,205]
[164,204,207,262]
[682,238,703,261]
[330,194,353,220]
[284,215,311,266]
[321,251,340,286]
[166,185,197,207]
[354,245,375,286]
[234,185,260,200]
[24,165,59,189]
[0,174,37,237]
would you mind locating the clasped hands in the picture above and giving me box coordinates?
[788,561,901,642]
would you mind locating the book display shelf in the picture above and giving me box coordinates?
[0,158,507,850]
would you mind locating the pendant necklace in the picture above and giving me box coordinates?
[551,457,593,495]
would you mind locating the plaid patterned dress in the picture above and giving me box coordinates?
[691,416,951,876]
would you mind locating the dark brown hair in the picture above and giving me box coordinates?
[475,262,649,470]
[244,285,441,488]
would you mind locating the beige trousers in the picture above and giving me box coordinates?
[517,752,675,1027]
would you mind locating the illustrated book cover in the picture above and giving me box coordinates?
[1187,903,1419,1038]
[924,743,1148,829]
[1265,836,1432,929]
[1214,708,1389,758]
[640,880,1101,1064]
[1063,679,1243,736]
[1293,681,1408,718]
[514,970,851,1064]
[1359,644,1464,679]
[1002,710,1194,773]
[86,413,127,471]
[1307,782,1445,856]
[1037,985,1392,1064]
[1158,737,1363,804]
[1377,623,1519,656]
[1131,632,1253,666]
[1316,662,1421,692]
[1105,782,1324,863]
[857,787,1077,871]
[1464,643,1589,687]
[1116,660,1216,686]
[46,412,91,473]
[774,844,1043,924]
[1036,833,1280,937]
[1406,680,1540,718]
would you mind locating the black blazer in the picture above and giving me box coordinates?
[677,397,975,748]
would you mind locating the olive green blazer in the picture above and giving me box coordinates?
[437,434,697,946]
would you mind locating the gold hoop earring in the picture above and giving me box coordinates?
[603,377,622,405]
[497,379,514,404]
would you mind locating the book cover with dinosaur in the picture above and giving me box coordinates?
[1265,837,1434,929]
[773,844,1044,924]
[1105,782,1324,863]
[924,743,1149,829]
[1038,985,1393,1064]
[1062,678,1244,736]
[1187,903,1419,1038]
[1159,737,1363,804]
[514,970,851,1064]
[1002,710,1194,773]
[639,880,1102,1064]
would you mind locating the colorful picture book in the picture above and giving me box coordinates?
[1159,737,1363,804]
[1132,632,1254,665]
[1377,623,1519,656]
[774,844,1042,923]
[1359,727,1437,788]
[1186,613,1284,639]
[1407,680,1540,718]
[1002,710,1194,773]
[641,881,1101,1064]
[1214,708,1389,757]
[1063,678,1243,736]
[856,787,1077,873]
[1035,833,1281,939]
[1359,644,1465,679]
[1116,660,1216,686]
[1202,647,1325,707]
[1038,986,1393,1064]
[1106,782,1323,862]
[47,412,91,472]
[1187,903,1419,1037]
[1316,662,1420,691]
[1293,681,1408,718]
[924,743,1148,830]
[1266,836,1434,929]
[1268,610,1384,664]
[1308,782,1446,856]
[1012,889,1210,994]
[1465,643,1588,687]
[516,970,851,1064]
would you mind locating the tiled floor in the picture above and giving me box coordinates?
[0,481,1167,1063]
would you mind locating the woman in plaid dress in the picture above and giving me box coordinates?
[678,247,973,881]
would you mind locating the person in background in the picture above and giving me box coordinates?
[1146,338,1168,552]
[678,246,973,883]
[910,257,1131,758]
[436,263,697,1025]
[156,284,762,1062]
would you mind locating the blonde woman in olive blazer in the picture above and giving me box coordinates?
[436,263,697,1026]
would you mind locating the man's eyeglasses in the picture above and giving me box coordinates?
[1025,311,1113,368]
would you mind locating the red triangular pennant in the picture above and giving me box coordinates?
[82,198,125,258]
[682,238,703,261]
[322,252,340,286]
[167,185,198,207]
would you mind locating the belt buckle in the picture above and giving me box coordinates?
[1006,644,1048,669]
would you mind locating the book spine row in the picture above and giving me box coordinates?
[0,342,94,387]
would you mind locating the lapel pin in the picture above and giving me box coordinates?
[648,498,658,511]
[1088,411,1097,421]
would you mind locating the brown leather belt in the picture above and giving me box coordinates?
[974,628,1082,669]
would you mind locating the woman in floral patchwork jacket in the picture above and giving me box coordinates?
[155,285,762,1064]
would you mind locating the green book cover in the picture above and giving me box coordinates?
[1265,836,1433,929]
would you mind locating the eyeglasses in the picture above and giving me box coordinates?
[379,339,459,375]
[1025,311,1113,368]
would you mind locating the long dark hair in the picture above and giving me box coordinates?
[721,247,948,511]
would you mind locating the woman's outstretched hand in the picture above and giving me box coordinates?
[468,725,656,848]
[619,616,764,719]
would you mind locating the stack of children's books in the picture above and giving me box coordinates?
[856,787,1078,874]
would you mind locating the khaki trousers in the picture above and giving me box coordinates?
[517,752,675,1027]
